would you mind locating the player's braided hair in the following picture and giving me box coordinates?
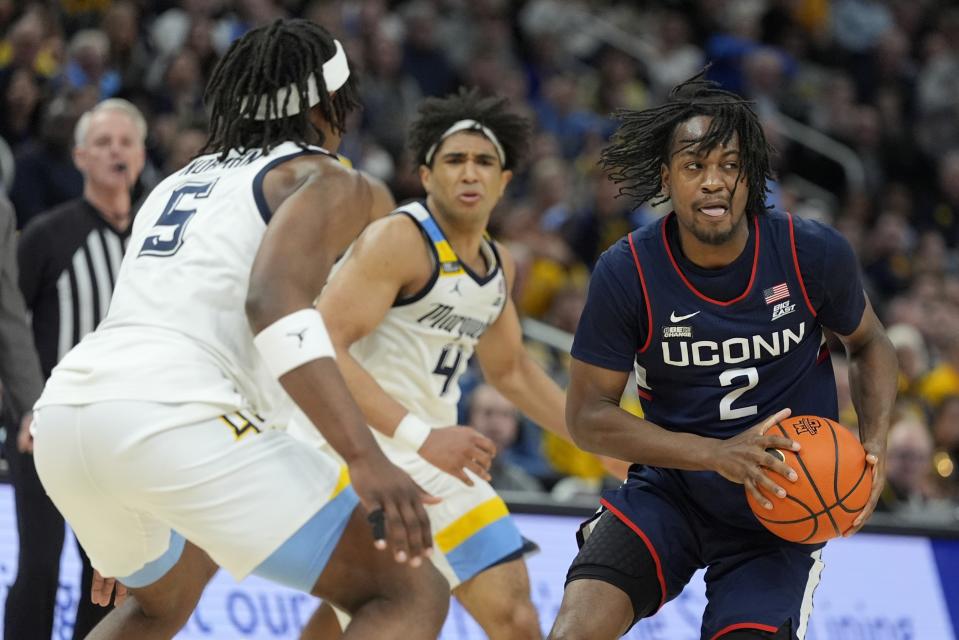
[601,69,774,217]
[408,87,531,171]
[201,19,361,159]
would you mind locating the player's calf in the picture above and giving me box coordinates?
[87,542,218,640]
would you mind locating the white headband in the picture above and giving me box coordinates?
[424,119,506,167]
[243,39,350,121]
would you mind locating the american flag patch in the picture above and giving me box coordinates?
[763,283,790,304]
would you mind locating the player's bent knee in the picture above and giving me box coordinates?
[509,600,541,638]
[565,513,663,626]
[481,597,540,638]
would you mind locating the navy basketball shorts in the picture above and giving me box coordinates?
[566,466,825,640]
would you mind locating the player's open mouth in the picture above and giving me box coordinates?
[113,162,128,174]
[698,205,728,217]
[458,192,481,204]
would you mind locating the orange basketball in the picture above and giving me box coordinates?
[746,415,872,544]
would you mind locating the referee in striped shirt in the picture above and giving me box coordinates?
[8,98,146,640]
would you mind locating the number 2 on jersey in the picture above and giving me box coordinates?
[433,345,464,395]
[139,180,217,257]
[719,367,758,420]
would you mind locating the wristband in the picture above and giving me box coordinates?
[393,413,431,451]
[253,309,335,378]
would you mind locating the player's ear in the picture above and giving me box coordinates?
[498,169,513,196]
[660,163,670,199]
[419,163,432,193]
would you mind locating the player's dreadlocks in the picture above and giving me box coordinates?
[601,70,774,217]
[408,87,531,171]
[201,19,361,159]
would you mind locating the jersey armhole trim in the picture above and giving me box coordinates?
[393,211,440,307]
[627,232,653,354]
[252,149,335,225]
[787,212,817,317]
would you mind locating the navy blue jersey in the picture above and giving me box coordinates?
[573,212,866,440]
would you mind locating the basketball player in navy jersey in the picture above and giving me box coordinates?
[547,73,898,640]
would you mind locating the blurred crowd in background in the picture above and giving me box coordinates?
[2,0,959,525]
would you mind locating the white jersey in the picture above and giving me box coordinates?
[350,201,507,426]
[37,142,337,418]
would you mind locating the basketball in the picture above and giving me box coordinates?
[746,415,873,544]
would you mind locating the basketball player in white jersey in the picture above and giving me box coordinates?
[293,88,619,639]
[29,19,449,640]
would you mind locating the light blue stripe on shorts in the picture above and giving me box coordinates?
[251,485,359,592]
[444,516,524,583]
[119,530,187,588]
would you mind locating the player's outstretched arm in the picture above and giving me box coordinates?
[475,243,572,441]
[317,214,495,486]
[247,158,433,564]
[834,298,898,535]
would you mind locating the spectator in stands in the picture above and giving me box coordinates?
[878,415,954,521]
[565,169,645,269]
[921,151,959,246]
[400,0,459,97]
[7,98,146,640]
[61,29,120,99]
[0,66,42,150]
[0,8,59,80]
[887,322,930,403]
[102,0,151,95]
[918,321,959,410]
[9,92,90,228]
[468,384,544,493]
[162,123,207,176]
[931,396,959,501]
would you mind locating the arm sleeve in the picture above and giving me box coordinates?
[795,217,866,336]
[571,239,644,371]
[0,196,45,416]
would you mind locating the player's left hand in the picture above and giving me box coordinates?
[418,426,496,486]
[844,440,885,537]
[17,412,33,454]
[91,569,127,607]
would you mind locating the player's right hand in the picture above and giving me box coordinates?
[418,426,496,486]
[348,454,440,565]
[712,408,801,510]
[91,569,127,607]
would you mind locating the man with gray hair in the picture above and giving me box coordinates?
[6,98,146,640]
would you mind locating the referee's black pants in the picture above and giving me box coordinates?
[4,419,111,640]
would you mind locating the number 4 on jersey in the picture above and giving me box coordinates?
[139,180,218,257]
[433,345,464,395]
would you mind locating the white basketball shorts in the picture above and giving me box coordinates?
[33,401,353,586]
[288,412,524,588]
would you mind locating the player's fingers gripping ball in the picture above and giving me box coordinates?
[746,415,872,544]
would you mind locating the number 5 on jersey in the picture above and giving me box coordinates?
[139,180,218,258]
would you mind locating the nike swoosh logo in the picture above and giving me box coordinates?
[669,311,701,323]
